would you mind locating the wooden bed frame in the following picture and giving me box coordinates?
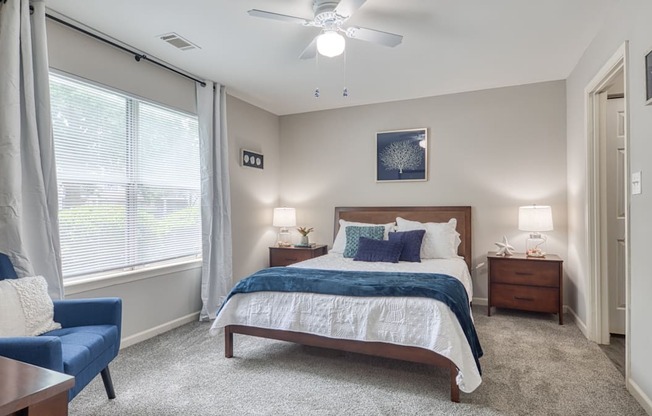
[225,206,473,402]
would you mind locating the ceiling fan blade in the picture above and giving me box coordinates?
[344,26,403,47]
[247,9,311,26]
[299,37,317,60]
[334,0,367,18]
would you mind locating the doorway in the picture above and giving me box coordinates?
[585,43,630,380]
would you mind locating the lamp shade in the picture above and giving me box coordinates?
[518,205,553,232]
[316,31,345,57]
[273,207,296,227]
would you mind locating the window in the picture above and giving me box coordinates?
[50,73,201,278]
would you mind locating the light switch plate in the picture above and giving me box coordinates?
[632,171,642,195]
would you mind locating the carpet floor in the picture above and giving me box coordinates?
[69,306,645,415]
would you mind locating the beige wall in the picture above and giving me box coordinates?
[566,0,652,409]
[227,95,281,282]
[279,80,568,301]
[47,19,196,115]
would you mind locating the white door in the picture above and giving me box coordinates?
[606,97,626,335]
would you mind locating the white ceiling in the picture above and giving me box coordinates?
[46,0,617,116]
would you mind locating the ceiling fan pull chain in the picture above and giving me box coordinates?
[342,48,348,97]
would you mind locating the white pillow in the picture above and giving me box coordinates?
[331,219,396,253]
[0,276,61,337]
[395,217,461,259]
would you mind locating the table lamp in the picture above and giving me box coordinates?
[518,205,553,257]
[273,207,296,247]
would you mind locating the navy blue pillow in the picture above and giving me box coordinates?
[353,237,404,263]
[388,229,426,262]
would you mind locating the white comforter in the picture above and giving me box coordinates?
[210,254,481,393]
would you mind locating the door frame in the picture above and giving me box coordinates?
[584,42,630,371]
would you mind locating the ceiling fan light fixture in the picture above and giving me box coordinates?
[316,30,345,57]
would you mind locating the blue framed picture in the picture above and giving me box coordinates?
[376,128,427,182]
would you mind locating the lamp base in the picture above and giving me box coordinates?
[525,233,547,258]
[277,228,292,247]
[526,249,546,258]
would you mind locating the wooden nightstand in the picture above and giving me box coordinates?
[487,252,564,324]
[269,245,328,267]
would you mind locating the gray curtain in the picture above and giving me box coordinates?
[0,0,63,299]
[196,82,233,320]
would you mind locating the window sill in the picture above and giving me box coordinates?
[63,258,202,295]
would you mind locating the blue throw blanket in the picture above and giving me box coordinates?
[220,267,483,374]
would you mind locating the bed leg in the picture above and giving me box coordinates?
[225,326,233,358]
[450,363,460,403]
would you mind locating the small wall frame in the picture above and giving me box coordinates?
[241,149,264,169]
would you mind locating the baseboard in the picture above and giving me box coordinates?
[120,311,200,349]
[472,297,487,306]
[565,305,589,339]
[628,378,652,415]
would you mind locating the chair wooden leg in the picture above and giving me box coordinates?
[101,367,116,399]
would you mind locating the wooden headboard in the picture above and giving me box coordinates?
[334,206,472,271]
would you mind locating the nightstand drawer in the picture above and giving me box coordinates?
[490,283,559,313]
[491,259,560,287]
[270,250,313,267]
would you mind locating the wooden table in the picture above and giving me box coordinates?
[0,356,74,416]
[487,251,564,324]
[269,244,328,267]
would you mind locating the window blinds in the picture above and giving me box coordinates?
[50,73,201,278]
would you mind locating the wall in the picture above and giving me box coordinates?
[227,95,281,282]
[566,0,652,410]
[46,20,281,343]
[279,80,568,302]
[47,19,195,114]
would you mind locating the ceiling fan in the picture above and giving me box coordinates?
[248,0,403,59]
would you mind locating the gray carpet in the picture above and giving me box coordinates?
[70,307,645,415]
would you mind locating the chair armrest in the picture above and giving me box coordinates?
[53,298,122,335]
[0,337,63,372]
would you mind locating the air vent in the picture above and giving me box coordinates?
[158,32,200,51]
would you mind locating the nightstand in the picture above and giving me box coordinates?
[487,252,564,324]
[269,245,328,267]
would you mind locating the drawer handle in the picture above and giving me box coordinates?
[514,272,533,276]
[514,296,534,302]
[286,258,298,261]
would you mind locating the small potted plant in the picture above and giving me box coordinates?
[296,227,314,247]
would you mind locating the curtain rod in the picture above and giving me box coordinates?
[45,13,207,88]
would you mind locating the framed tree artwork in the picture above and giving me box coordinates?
[376,128,427,182]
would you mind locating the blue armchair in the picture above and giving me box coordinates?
[0,253,122,401]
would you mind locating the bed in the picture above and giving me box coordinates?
[210,206,480,402]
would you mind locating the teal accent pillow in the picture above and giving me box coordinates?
[344,226,385,258]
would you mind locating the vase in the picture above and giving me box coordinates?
[300,235,309,246]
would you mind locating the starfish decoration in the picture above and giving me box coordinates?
[495,236,515,256]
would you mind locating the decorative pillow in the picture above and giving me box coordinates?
[343,226,385,258]
[354,237,403,263]
[395,217,461,259]
[331,220,395,254]
[0,276,61,337]
[388,229,426,262]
